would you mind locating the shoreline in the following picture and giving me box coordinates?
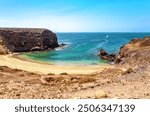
[0,54,113,75]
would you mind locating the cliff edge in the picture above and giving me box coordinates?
[115,36,150,68]
[0,37,9,54]
[98,36,150,68]
[0,28,59,52]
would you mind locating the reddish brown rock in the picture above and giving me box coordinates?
[115,36,150,67]
[98,36,150,68]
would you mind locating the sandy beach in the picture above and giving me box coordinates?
[0,54,112,75]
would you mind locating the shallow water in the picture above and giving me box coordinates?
[22,32,150,65]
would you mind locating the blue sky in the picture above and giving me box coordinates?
[0,0,150,32]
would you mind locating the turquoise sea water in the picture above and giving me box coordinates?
[22,33,150,65]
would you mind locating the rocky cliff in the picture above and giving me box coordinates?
[98,36,150,68]
[0,28,59,52]
[0,37,9,54]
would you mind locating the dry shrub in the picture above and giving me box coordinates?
[43,76,64,83]
[79,76,96,84]
[25,79,42,84]
[60,72,69,75]
[44,77,55,82]
[47,73,55,75]
[54,76,64,82]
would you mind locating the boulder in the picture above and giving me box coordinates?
[97,49,115,62]
[94,90,107,99]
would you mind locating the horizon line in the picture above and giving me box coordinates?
[55,31,150,33]
[0,27,150,33]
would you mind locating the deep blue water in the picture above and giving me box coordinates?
[23,33,150,65]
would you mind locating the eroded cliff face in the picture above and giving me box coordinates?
[98,36,150,68]
[0,28,59,52]
[0,37,9,54]
[115,36,150,68]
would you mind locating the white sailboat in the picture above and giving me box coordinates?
[106,35,109,38]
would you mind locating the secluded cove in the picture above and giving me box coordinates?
[20,51,107,65]
[20,32,150,65]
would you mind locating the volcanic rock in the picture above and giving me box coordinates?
[97,49,115,62]
[0,28,59,52]
[0,37,9,54]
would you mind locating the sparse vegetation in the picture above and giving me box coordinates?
[60,72,69,75]
[43,77,55,82]
[47,73,55,75]
[79,76,96,84]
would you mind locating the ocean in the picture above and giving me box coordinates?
[22,33,150,65]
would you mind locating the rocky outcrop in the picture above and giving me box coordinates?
[97,49,115,62]
[115,36,150,67]
[0,37,9,54]
[98,36,150,68]
[0,28,59,52]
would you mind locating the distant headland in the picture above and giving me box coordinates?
[0,28,59,53]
